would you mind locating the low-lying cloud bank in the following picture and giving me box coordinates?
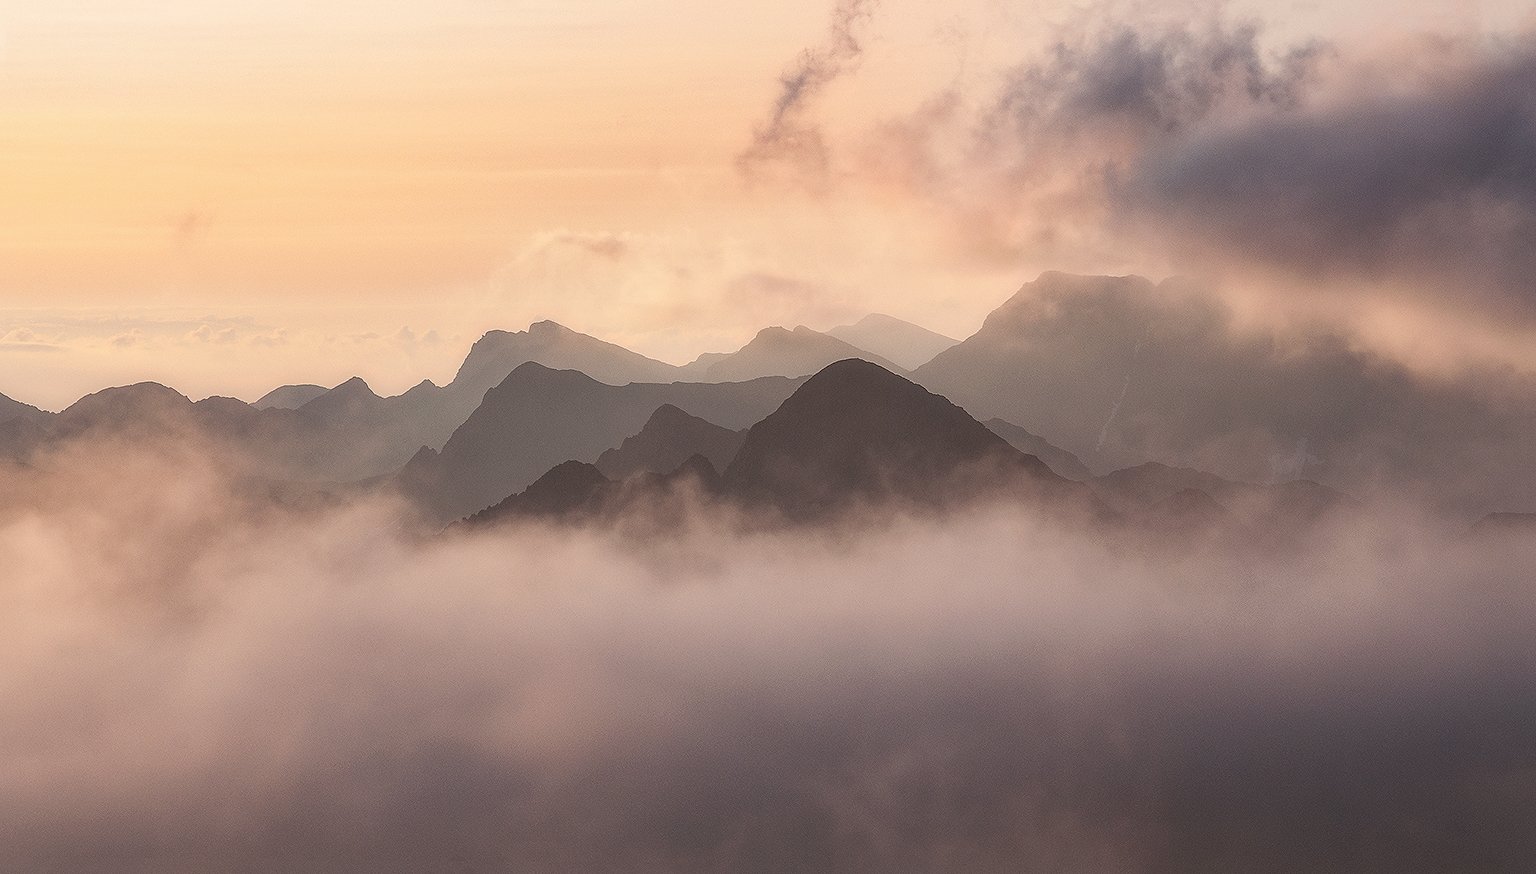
[2,443,1534,872]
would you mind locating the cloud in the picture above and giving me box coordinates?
[736,0,882,193]
[1124,38,1536,319]
[0,438,1534,870]
[857,11,1326,267]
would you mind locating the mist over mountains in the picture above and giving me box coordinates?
[4,271,1530,524]
[3,271,1535,872]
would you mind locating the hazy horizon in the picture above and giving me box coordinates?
[5,1,1536,407]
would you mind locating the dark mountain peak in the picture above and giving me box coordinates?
[723,359,1057,516]
[595,403,745,480]
[467,460,611,525]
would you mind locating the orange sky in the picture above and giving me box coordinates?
[1,0,1531,408]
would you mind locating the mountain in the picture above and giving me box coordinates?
[452,320,680,393]
[231,321,687,482]
[464,454,726,531]
[401,363,804,522]
[595,404,745,480]
[1090,461,1350,547]
[684,326,905,382]
[0,391,49,425]
[827,314,959,370]
[467,460,612,523]
[294,376,384,420]
[912,271,1536,515]
[254,384,328,410]
[722,359,1067,518]
[983,418,1092,481]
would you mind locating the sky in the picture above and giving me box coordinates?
[1,0,1533,407]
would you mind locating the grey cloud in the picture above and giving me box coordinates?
[737,0,880,193]
[1125,42,1536,317]
[861,13,1326,265]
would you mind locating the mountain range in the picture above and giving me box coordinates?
[4,271,1533,524]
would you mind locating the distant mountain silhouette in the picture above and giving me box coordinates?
[464,454,725,530]
[913,271,1536,516]
[402,363,804,522]
[254,384,328,410]
[295,376,384,419]
[468,460,612,522]
[0,391,49,424]
[722,358,1068,518]
[1091,461,1350,547]
[453,320,680,392]
[827,314,958,370]
[682,326,905,382]
[983,418,1092,481]
[240,321,687,481]
[595,404,745,480]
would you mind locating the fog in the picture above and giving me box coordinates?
[2,440,1534,872]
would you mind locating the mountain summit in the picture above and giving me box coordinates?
[723,359,1062,517]
[684,326,904,382]
[827,314,958,370]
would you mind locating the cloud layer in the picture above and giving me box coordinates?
[2,439,1534,871]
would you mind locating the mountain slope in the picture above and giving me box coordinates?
[254,384,328,410]
[827,314,958,370]
[402,363,804,522]
[689,326,905,382]
[451,320,680,393]
[722,359,1064,518]
[595,404,745,480]
[983,418,1092,481]
[0,391,50,426]
[1091,461,1351,546]
[913,270,1536,515]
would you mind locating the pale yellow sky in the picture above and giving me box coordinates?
[1,0,1531,407]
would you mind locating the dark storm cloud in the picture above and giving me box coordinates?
[737,0,880,193]
[859,13,1327,266]
[1126,41,1536,317]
